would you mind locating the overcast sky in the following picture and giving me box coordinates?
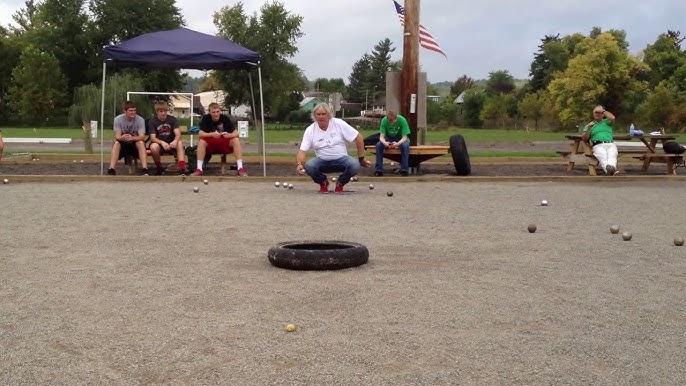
[2,0,685,83]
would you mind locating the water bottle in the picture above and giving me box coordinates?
[629,123,635,134]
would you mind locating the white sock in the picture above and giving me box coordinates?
[197,160,204,170]
[237,159,243,169]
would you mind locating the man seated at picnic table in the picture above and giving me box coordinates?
[107,101,149,176]
[581,105,619,176]
[147,101,187,175]
[374,110,411,176]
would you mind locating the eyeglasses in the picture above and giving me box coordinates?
[593,111,603,114]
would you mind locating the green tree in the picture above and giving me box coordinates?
[213,1,306,117]
[346,38,400,103]
[518,90,555,130]
[449,75,474,98]
[528,34,570,92]
[642,30,686,88]
[480,94,511,128]
[548,32,648,126]
[312,78,347,93]
[461,88,486,127]
[28,0,95,96]
[347,54,372,103]
[9,0,39,33]
[635,81,679,130]
[440,102,458,125]
[485,70,515,95]
[590,27,629,51]
[368,38,398,96]
[0,30,22,123]
[7,45,67,125]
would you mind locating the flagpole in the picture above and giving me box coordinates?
[401,0,419,146]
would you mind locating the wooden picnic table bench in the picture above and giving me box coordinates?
[561,134,681,175]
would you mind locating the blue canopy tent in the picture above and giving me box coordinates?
[100,27,267,175]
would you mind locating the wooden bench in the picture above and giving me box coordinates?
[126,151,229,175]
[365,145,450,171]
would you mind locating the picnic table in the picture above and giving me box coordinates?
[559,134,683,175]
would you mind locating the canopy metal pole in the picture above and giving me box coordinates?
[258,66,266,177]
[100,62,106,175]
[248,73,258,124]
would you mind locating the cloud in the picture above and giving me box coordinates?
[2,0,685,83]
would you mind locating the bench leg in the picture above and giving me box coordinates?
[588,165,597,176]
[220,154,227,175]
[125,156,138,174]
[667,158,676,175]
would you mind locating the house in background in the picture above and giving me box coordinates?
[453,91,466,116]
[169,95,193,118]
[196,90,229,114]
[300,96,322,112]
[427,95,445,103]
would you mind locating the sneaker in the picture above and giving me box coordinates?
[374,171,384,177]
[155,167,164,176]
[178,169,187,176]
[237,167,248,177]
[400,170,409,176]
[107,168,116,175]
[334,182,344,194]
[191,169,203,176]
[605,165,616,175]
[318,180,330,193]
[140,168,149,176]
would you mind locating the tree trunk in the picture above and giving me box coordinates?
[83,122,93,154]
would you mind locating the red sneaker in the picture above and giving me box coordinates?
[334,182,344,194]
[237,167,248,177]
[319,180,330,193]
[191,169,203,176]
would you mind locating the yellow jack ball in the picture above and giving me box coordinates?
[285,324,296,332]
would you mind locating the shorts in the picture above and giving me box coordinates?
[148,141,177,155]
[117,141,139,160]
[201,137,233,154]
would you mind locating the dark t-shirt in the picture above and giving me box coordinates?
[199,114,235,134]
[148,115,179,143]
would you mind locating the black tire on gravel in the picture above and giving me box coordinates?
[268,241,369,271]
[449,134,471,176]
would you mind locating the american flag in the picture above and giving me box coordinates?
[393,0,447,58]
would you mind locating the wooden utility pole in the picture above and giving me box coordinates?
[401,0,419,145]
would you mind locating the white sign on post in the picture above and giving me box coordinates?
[238,121,249,138]
[90,120,98,139]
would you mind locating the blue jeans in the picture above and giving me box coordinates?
[375,139,409,173]
[304,156,361,185]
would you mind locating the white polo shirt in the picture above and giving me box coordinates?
[299,118,360,160]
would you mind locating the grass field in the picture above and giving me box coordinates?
[1,127,575,144]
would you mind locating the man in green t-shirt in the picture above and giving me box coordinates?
[581,105,618,175]
[375,110,411,176]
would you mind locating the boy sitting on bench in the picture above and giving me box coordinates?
[191,102,247,177]
[148,101,187,175]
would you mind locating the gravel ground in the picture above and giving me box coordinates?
[1,139,683,177]
[1,180,685,385]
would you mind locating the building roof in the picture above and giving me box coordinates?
[300,96,321,107]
